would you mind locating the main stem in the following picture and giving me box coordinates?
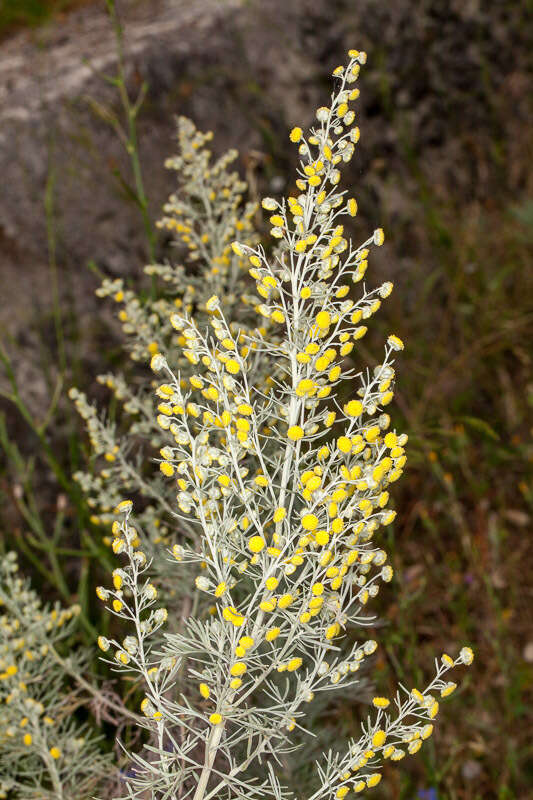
[192,219,304,800]
[192,722,224,800]
[43,751,64,800]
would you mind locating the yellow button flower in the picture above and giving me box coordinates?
[337,436,352,453]
[230,662,247,676]
[289,127,303,142]
[301,514,319,531]
[316,310,331,329]
[287,425,304,441]
[248,536,265,554]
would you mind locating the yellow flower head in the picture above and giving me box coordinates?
[248,536,265,554]
[287,425,304,441]
[289,127,303,143]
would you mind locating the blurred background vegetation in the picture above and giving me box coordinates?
[0,0,88,36]
[0,1,531,798]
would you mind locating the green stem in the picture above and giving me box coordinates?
[11,527,57,589]
[0,347,114,572]
[105,0,156,262]
[44,148,67,375]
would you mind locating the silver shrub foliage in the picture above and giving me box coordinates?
[0,553,110,799]
[94,50,474,800]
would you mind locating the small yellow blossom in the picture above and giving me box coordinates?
[301,513,319,531]
[344,399,363,417]
[372,730,387,747]
[248,536,265,554]
[273,507,286,522]
[347,197,358,216]
[316,310,331,328]
[374,228,385,246]
[225,358,240,374]
[287,657,302,672]
[337,436,352,454]
[387,334,404,351]
[289,127,303,142]
[287,425,304,441]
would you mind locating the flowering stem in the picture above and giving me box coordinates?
[43,750,64,800]
[192,721,225,800]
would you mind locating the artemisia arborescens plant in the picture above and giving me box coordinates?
[94,49,474,800]
[71,117,260,541]
[0,554,110,799]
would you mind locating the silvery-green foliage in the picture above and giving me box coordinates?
[0,553,110,800]
[96,51,474,800]
[71,116,270,599]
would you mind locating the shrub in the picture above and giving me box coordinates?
[93,49,474,800]
[0,553,110,799]
[70,115,263,596]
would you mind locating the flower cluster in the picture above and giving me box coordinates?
[0,553,109,799]
[96,50,474,800]
[70,117,273,600]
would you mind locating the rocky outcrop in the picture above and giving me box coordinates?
[0,0,529,335]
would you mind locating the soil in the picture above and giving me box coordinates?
[0,0,530,373]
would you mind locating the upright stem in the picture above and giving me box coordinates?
[105,0,156,263]
[43,751,64,800]
[44,153,67,376]
[192,722,225,800]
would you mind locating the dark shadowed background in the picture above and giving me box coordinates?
[0,1,531,798]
